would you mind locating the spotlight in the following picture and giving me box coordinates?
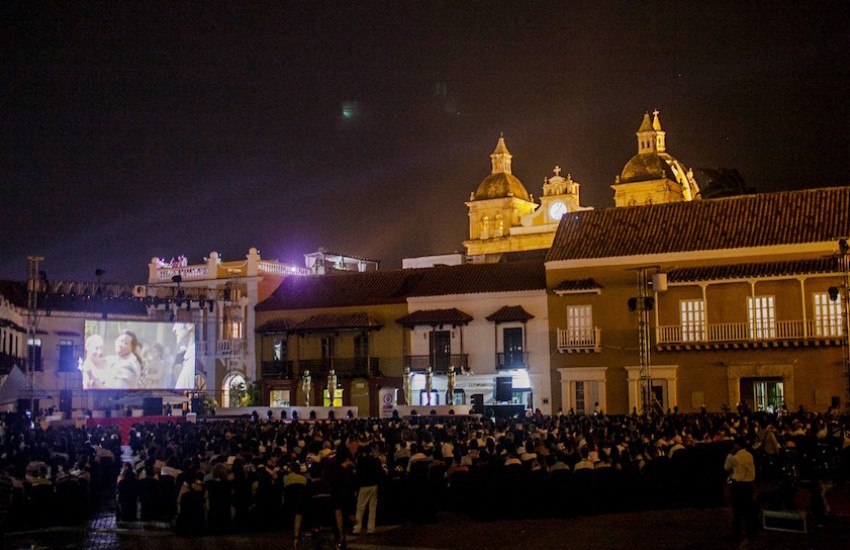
[829,286,839,302]
[95,268,106,278]
[186,301,191,312]
[644,297,655,309]
[198,298,206,310]
[172,275,183,284]
[208,301,214,313]
[628,297,637,311]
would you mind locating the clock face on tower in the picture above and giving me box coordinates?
[549,200,567,221]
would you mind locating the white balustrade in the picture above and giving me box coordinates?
[557,327,601,350]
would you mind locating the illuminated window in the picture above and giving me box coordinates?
[566,305,594,345]
[813,293,843,337]
[27,338,42,371]
[748,296,776,339]
[575,381,585,412]
[753,380,784,412]
[226,321,243,340]
[680,300,705,342]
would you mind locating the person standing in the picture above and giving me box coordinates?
[352,444,383,535]
[293,459,346,550]
[724,437,757,542]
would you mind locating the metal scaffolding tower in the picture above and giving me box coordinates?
[637,268,653,414]
[26,256,44,414]
[838,239,850,412]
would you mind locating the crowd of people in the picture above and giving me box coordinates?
[0,406,848,544]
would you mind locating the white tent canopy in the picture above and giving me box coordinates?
[0,366,51,405]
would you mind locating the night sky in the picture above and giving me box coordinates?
[2,1,849,284]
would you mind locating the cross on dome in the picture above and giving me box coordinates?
[553,165,561,177]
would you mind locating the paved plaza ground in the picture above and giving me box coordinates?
[4,504,848,550]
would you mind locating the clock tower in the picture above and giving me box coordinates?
[464,137,591,259]
[538,166,583,224]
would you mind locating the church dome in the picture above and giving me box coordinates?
[474,172,531,201]
[620,152,677,183]
[471,135,532,202]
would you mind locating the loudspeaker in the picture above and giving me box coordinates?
[496,377,513,402]
[832,396,840,409]
[191,397,203,413]
[142,397,163,416]
[470,393,484,414]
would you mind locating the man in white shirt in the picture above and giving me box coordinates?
[724,438,757,542]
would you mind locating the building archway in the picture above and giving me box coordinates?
[222,371,247,408]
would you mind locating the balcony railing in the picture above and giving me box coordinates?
[157,265,210,282]
[496,351,530,370]
[557,327,601,353]
[217,339,247,356]
[260,360,294,378]
[657,319,844,346]
[296,357,378,378]
[403,354,469,374]
[258,260,311,277]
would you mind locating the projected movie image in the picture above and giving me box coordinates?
[82,320,197,390]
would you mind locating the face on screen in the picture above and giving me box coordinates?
[82,320,197,391]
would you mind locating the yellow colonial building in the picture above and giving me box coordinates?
[546,186,850,414]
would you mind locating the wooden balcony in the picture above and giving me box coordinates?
[657,319,844,349]
[260,360,294,378]
[296,357,379,378]
[403,354,469,374]
[557,328,601,353]
[496,352,530,370]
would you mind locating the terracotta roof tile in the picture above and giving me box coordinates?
[257,261,546,311]
[668,257,838,283]
[255,318,292,333]
[547,187,850,262]
[293,312,382,332]
[485,305,534,323]
[553,278,603,293]
[407,261,545,297]
[396,308,474,326]
[256,270,415,310]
